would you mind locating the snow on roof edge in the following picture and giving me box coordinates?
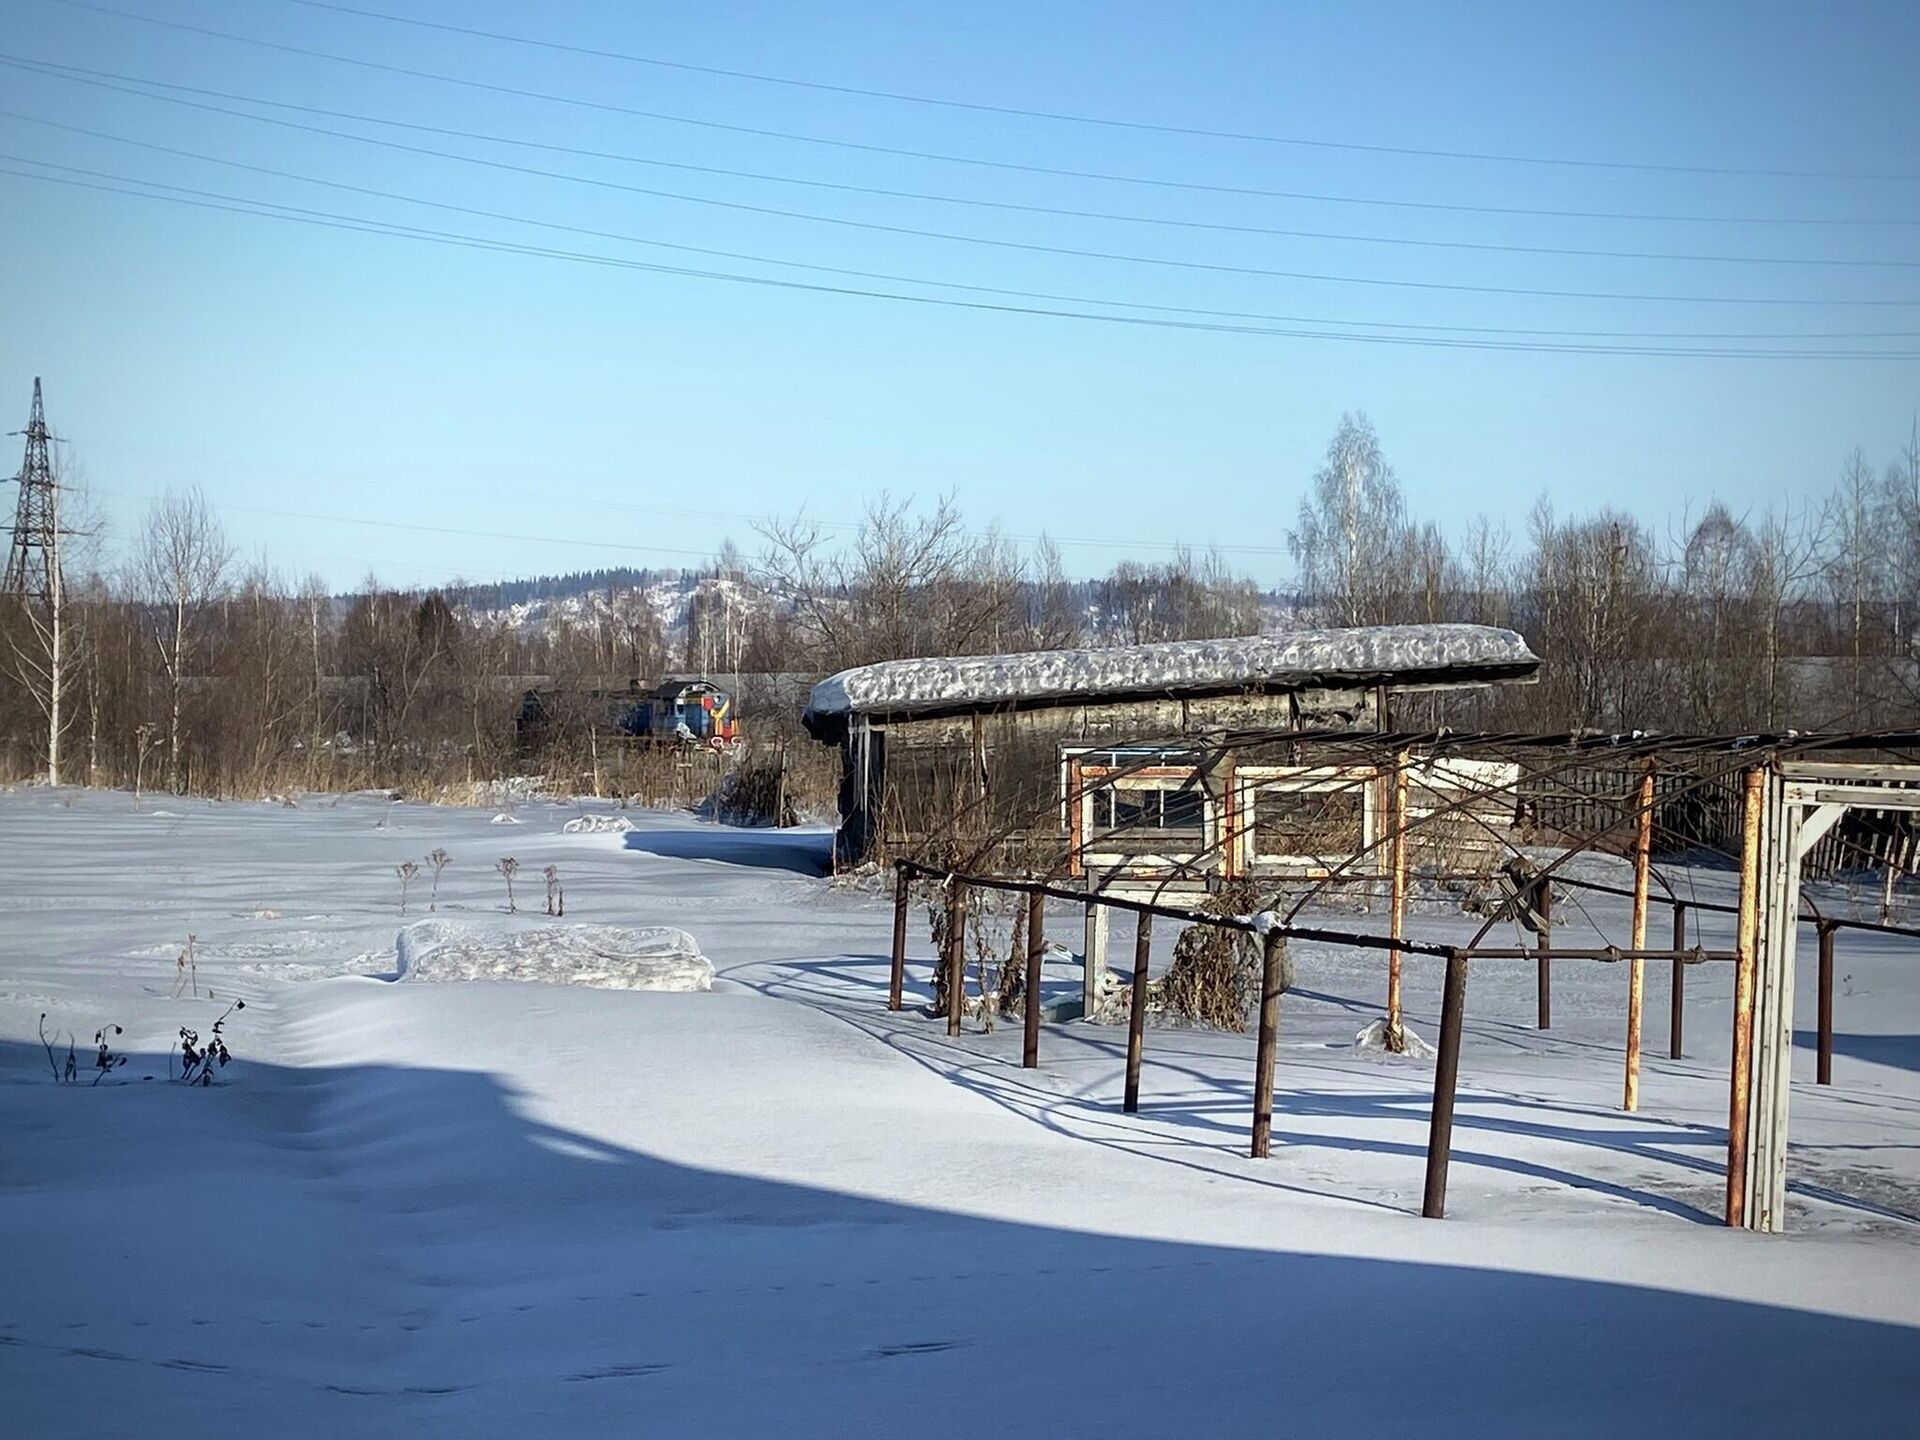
[803,624,1539,734]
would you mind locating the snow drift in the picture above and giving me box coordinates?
[394,920,713,991]
[563,814,635,834]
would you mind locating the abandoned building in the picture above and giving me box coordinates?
[800,624,1542,873]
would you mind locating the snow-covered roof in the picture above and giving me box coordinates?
[803,624,1539,737]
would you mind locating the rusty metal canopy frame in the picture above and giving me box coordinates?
[884,727,1920,1228]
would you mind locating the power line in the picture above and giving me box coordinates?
[32,4,1920,226]
[7,159,1918,360]
[95,485,727,561]
[9,56,1915,274]
[88,481,1285,583]
[262,0,1920,183]
[79,441,1306,560]
[12,111,1915,314]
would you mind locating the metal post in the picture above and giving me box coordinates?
[1123,912,1152,1113]
[1727,767,1764,1227]
[1817,921,1835,1086]
[1387,751,1410,1041]
[1250,930,1285,1159]
[1023,889,1044,1069]
[1082,899,1108,1020]
[1624,763,1654,1111]
[1423,950,1469,1219]
[947,881,968,1037]
[1536,878,1553,1030]
[1669,901,1686,1059]
[888,863,910,1012]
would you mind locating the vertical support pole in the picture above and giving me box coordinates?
[1669,901,1687,1059]
[1816,921,1835,1086]
[1726,766,1764,1227]
[888,863,910,1012]
[1387,751,1410,1041]
[1624,763,1654,1111]
[1423,950,1469,1220]
[946,881,968,1038]
[1748,774,1801,1233]
[1023,889,1044,1069]
[1123,912,1153,1113]
[1082,899,1108,1020]
[1535,878,1553,1030]
[1250,929,1286,1159]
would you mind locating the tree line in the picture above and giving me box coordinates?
[3,412,1915,796]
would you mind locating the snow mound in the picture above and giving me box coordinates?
[804,624,1538,731]
[1353,1017,1437,1059]
[394,920,713,991]
[563,814,635,834]
[490,812,523,825]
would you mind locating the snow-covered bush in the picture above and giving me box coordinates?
[1159,880,1290,1032]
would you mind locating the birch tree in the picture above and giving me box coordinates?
[136,488,230,793]
[1289,413,1406,626]
[1,459,101,786]
[1822,450,1890,723]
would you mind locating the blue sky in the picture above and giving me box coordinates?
[2,0,1916,590]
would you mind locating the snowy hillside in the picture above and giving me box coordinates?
[454,565,1302,656]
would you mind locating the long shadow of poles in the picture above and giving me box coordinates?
[729,949,1920,1228]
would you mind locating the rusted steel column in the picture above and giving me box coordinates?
[1817,921,1836,1086]
[1250,929,1286,1159]
[1387,752,1410,1040]
[947,882,969,1038]
[1669,901,1687,1059]
[1536,878,1553,1030]
[1727,766,1764,1227]
[1123,912,1153,1113]
[1423,950,1470,1220]
[1624,763,1654,1112]
[888,863,910,1012]
[1023,889,1045,1069]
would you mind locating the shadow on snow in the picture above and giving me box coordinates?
[3,1036,1915,1439]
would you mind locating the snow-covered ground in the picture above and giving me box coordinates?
[2,787,1917,1437]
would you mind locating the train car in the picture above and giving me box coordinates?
[640,678,739,748]
[516,677,741,753]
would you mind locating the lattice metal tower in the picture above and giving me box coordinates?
[3,377,60,602]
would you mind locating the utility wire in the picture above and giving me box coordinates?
[8,56,1915,273]
[7,158,1915,361]
[99,485,730,560]
[260,0,1920,183]
[34,3,1920,225]
[88,455,1301,562]
[10,110,1913,313]
[88,481,1282,582]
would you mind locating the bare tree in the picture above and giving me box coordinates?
[1289,413,1406,626]
[1823,449,1890,721]
[756,493,1006,670]
[1,457,103,786]
[1675,502,1757,729]
[1747,501,1824,729]
[135,488,231,792]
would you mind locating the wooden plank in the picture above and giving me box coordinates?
[1776,761,1920,784]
